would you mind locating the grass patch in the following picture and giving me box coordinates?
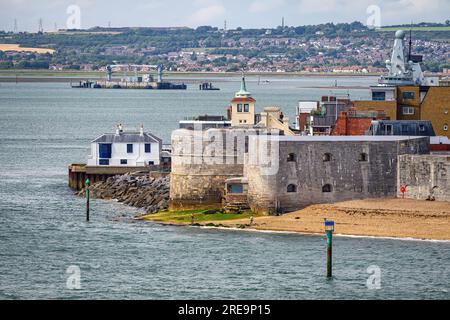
[143,209,257,225]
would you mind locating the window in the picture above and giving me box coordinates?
[148,161,155,166]
[402,124,409,135]
[322,184,332,193]
[237,104,243,112]
[383,124,393,135]
[145,143,151,153]
[99,159,109,166]
[372,91,386,101]
[244,104,249,112]
[403,107,414,115]
[419,124,426,132]
[444,124,449,131]
[120,159,128,165]
[402,91,415,100]
[323,153,332,162]
[401,124,409,134]
[127,144,133,153]
[287,184,297,193]
[359,153,368,162]
[99,143,112,159]
[229,184,244,194]
[287,153,296,162]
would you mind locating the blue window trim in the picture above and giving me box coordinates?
[402,91,415,100]
[145,143,151,153]
[99,143,112,159]
[229,184,244,194]
[127,144,133,153]
[372,91,386,101]
[120,159,128,165]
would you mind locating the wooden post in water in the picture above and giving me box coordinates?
[86,178,90,222]
[324,219,335,278]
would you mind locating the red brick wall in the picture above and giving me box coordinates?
[430,144,450,152]
[297,113,309,132]
[332,112,373,136]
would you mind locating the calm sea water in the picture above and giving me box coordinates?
[0,77,449,299]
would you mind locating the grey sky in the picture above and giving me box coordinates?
[1,0,449,32]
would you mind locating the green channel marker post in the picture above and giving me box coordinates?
[85,178,90,222]
[324,219,335,278]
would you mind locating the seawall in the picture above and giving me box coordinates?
[77,172,170,214]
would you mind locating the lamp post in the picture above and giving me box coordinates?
[85,178,90,222]
[324,219,335,278]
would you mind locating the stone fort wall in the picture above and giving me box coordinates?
[246,137,430,214]
[398,154,450,202]
[169,128,280,210]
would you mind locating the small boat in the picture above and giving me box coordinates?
[199,82,220,91]
[258,76,270,85]
[71,80,94,88]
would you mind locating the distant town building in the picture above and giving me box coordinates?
[230,76,256,127]
[296,96,353,135]
[331,109,388,136]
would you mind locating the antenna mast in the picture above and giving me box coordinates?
[408,22,412,62]
[38,18,43,33]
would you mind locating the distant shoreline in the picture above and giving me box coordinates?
[0,70,382,83]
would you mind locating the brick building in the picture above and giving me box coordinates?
[331,110,388,136]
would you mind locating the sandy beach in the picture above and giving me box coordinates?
[153,198,450,241]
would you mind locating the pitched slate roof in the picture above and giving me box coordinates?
[92,132,162,144]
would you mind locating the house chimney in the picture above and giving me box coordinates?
[140,124,144,136]
[118,123,123,133]
[115,124,120,135]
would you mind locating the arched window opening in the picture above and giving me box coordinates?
[323,153,332,162]
[287,153,296,162]
[287,184,297,193]
[359,153,368,162]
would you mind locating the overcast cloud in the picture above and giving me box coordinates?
[0,0,449,32]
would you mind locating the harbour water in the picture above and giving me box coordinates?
[1,77,449,299]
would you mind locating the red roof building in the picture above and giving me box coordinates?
[331,109,389,136]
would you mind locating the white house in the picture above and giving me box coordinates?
[87,124,162,167]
